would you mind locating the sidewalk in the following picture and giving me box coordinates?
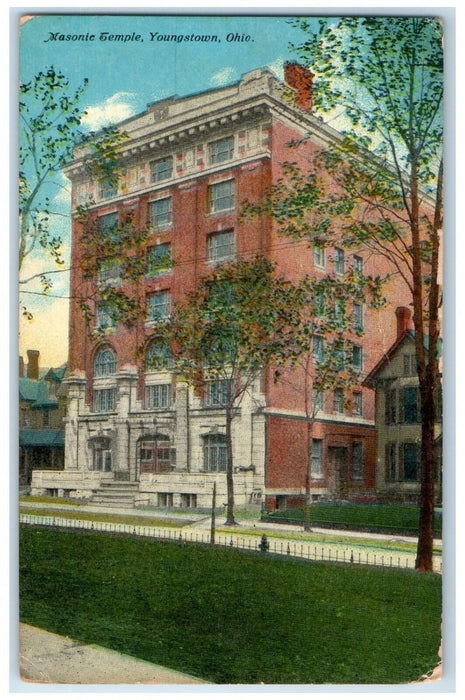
[19,499,442,546]
[18,624,209,685]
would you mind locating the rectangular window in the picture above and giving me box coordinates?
[353,392,363,416]
[180,493,197,508]
[146,244,172,277]
[208,180,235,213]
[209,136,234,164]
[145,384,172,410]
[147,291,171,322]
[150,156,173,183]
[353,255,363,273]
[312,390,324,414]
[354,303,364,331]
[157,492,174,508]
[93,388,116,413]
[352,442,363,481]
[204,436,227,472]
[404,354,417,377]
[352,344,363,371]
[42,410,50,428]
[311,439,324,478]
[98,180,117,200]
[385,442,397,482]
[207,230,235,263]
[96,301,116,331]
[403,443,420,482]
[334,389,345,413]
[98,212,119,234]
[149,197,172,228]
[204,380,229,407]
[334,247,345,275]
[313,336,324,363]
[402,386,419,424]
[313,244,325,269]
[98,259,121,284]
[385,389,397,425]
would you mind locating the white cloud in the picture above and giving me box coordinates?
[210,67,236,87]
[267,57,285,80]
[82,92,139,130]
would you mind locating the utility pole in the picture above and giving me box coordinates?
[210,481,216,545]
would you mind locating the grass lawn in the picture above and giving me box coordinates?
[20,527,442,685]
[265,503,442,536]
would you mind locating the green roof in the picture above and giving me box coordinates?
[19,429,64,448]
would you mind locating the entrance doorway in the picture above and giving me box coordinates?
[329,446,349,499]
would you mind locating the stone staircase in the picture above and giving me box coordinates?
[91,481,140,509]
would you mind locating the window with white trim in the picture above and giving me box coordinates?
[352,344,363,371]
[334,247,345,275]
[203,434,227,472]
[204,379,229,407]
[145,384,172,410]
[93,388,116,413]
[208,136,234,164]
[147,291,171,322]
[149,197,172,228]
[354,303,364,331]
[352,391,363,416]
[208,180,235,213]
[352,442,363,481]
[207,230,235,264]
[146,244,172,277]
[334,389,345,414]
[150,156,173,183]
[311,439,324,478]
[353,255,363,273]
[313,244,325,269]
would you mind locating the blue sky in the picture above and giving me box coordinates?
[18,13,315,366]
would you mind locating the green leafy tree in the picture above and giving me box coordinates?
[164,258,307,525]
[19,68,88,285]
[272,270,385,529]
[266,17,442,571]
[19,67,130,320]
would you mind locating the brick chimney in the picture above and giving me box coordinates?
[284,62,313,111]
[19,356,24,378]
[27,350,40,380]
[395,307,414,338]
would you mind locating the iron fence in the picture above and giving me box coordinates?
[19,513,442,573]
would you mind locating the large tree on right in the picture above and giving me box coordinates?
[279,17,443,571]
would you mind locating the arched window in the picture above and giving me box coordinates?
[145,339,172,371]
[203,434,227,472]
[94,348,116,377]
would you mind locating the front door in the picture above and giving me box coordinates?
[330,446,349,499]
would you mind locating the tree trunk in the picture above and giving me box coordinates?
[304,419,313,531]
[415,384,436,571]
[225,405,237,525]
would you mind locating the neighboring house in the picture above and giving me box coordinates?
[31,64,412,508]
[19,350,67,488]
[363,307,442,504]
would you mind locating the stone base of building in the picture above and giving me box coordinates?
[29,469,264,510]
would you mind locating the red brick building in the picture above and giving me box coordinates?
[31,65,410,509]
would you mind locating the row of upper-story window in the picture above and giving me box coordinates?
[93,347,365,416]
[96,178,236,238]
[97,207,365,281]
[97,292,365,345]
[75,130,267,205]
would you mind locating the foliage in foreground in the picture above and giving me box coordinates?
[20,528,441,685]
